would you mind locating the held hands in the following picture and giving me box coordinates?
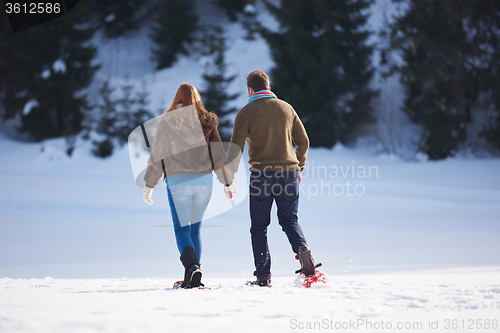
[224,183,238,200]
[143,186,154,205]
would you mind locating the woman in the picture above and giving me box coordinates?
[142,83,235,289]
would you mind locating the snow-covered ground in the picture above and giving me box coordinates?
[1,130,500,332]
[1,269,499,333]
[1,132,499,278]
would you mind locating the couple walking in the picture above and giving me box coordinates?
[142,70,319,288]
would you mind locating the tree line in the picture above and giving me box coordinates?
[0,0,499,159]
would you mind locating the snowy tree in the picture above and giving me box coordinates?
[241,3,259,41]
[387,0,500,159]
[116,78,154,145]
[199,25,238,141]
[261,0,377,148]
[476,3,500,152]
[115,79,136,145]
[93,79,119,158]
[92,79,154,158]
[149,0,199,70]
[213,0,248,22]
[481,113,500,151]
[0,2,99,141]
[88,0,149,39]
[133,80,155,132]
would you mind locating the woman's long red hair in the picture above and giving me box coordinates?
[166,83,218,125]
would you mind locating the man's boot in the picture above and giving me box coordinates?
[295,244,321,276]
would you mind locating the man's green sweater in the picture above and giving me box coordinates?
[228,97,309,174]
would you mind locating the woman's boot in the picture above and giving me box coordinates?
[180,246,202,288]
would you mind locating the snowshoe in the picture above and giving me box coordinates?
[246,276,271,287]
[173,280,209,290]
[294,244,326,288]
[296,270,328,288]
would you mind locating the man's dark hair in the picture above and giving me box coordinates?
[247,70,270,92]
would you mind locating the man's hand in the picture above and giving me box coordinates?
[143,186,153,205]
[298,171,302,184]
[224,183,238,200]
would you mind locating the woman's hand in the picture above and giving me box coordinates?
[224,183,238,200]
[143,186,154,205]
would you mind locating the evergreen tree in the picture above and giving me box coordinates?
[116,79,154,145]
[388,0,500,159]
[0,13,21,120]
[149,0,199,70]
[213,0,248,22]
[115,78,137,145]
[475,2,500,151]
[261,0,376,147]
[481,113,500,151]
[92,79,154,157]
[199,25,238,141]
[241,3,258,41]
[133,80,155,131]
[93,79,119,158]
[88,0,149,39]
[0,2,99,141]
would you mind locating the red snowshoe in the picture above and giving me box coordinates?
[297,270,328,288]
[295,244,326,288]
[173,280,209,290]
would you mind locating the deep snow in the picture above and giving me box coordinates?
[1,132,499,279]
[1,269,499,333]
[2,105,500,333]
[2,124,500,331]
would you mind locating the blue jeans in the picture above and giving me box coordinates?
[166,185,212,261]
[249,171,307,279]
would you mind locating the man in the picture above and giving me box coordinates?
[225,70,320,286]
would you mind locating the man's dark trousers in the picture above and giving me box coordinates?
[249,170,307,279]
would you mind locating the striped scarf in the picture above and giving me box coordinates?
[247,90,277,104]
